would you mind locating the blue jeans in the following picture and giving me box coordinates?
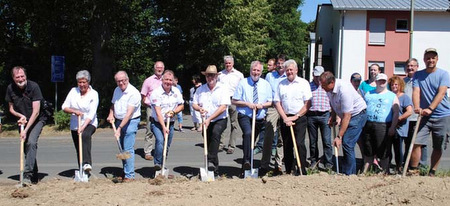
[342,111,367,175]
[116,117,139,179]
[151,120,175,166]
[237,113,266,164]
[307,112,333,167]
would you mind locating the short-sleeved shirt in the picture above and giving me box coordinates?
[404,76,418,121]
[309,81,331,112]
[327,79,367,118]
[150,86,184,122]
[5,80,45,121]
[112,84,141,119]
[218,68,244,97]
[141,74,163,107]
[233,77,272,119]
[265,71,287,98]
[397,94,413,137]
[413,68,450,118]
[193,82,230,122]
[274,76,312,115]
[359,80,376,94]
[364,90,396,123]
[62,86,99,130]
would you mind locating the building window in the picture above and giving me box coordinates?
[369,18,386,45]
[368,61,385,74]
[396,19,408,32]
[394,62,406,75]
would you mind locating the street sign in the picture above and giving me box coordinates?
[51,56,65,82]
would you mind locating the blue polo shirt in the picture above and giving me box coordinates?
[413,68,450,118]
[233,77,272,119]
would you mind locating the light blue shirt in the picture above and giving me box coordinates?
[413,68,450,118]
[364,90,396,123]
[233,77,272,119]
[265,70,287,98]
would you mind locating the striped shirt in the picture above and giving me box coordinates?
[309,81,331,112]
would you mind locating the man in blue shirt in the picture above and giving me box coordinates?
[232,61,272,172]
[410,48,450,176]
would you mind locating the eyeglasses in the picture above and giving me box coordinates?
[116,79,128,83]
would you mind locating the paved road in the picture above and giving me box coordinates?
[1,116,449,183]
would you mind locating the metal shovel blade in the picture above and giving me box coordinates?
[74,170,88,182]
[244,168,259,179]
[155,168,169,178]
[200,167,215,182]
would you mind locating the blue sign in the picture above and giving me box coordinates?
[51,56,65,82]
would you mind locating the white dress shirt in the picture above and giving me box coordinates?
[274,76,312,115]
[193,82,230,122]
[150,86,184,122]
[62,86,99,130]
[218,68,244,97]
[111,84,141,119]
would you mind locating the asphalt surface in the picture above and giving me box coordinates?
[1,116,449,184]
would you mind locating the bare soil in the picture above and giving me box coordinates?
[1,173,449,206]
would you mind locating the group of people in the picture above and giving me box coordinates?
[5,48,449,185]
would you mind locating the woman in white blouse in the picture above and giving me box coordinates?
[62,70,99,174]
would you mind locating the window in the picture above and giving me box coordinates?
[396,19,408,32]
[368,61,385,73]
[369,18,386,45]
[394,62,406,75]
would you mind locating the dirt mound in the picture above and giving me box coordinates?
[1,175,449,205]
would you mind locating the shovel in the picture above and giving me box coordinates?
[244,109,258,178]
[156,118,171,178]
[290,124,303,175]
[200,116,215,181]
[111,120,131,160]
[74,116,89,182]
[333,125,339,174]
[17,124,25,187]
[402,114,422,177]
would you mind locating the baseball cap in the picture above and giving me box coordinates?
[313,66,324,76]
[376,73,387,81]
[424,48,438,55]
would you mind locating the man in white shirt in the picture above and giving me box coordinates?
[218,55,244,154]
[193,65,230,177]
[149,70,184,171]
[274,60,311,175]
[107,71,141,182]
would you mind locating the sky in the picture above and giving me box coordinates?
[299,0,331,22]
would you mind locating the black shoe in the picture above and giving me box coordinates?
[154,164,161,171]
[243,162,251,170]
[258,167,269,177]
[208,162,216,172]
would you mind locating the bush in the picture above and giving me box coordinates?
[53,110,71,130]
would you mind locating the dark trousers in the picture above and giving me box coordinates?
[71,124,96,167]
[280,115,307,175]
[237,113,266,164]
[24,120,45,177]
[307,111,333,167]
[207,119,227,172]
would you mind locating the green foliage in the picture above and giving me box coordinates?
[53,110,71,130]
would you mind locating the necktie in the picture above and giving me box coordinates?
[253,82,258,104]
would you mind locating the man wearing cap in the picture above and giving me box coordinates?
[232,61,272,173]
[307,66,333,170]
[218,55,244,154]
[140,61,165,161]
[403,58,428,167]
[320,71,367,175]
[410,48,450,176]
[261,54,287,175]
[274,59,311,175]
[362,73,399,173]
[193,65,230,177]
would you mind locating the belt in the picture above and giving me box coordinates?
[355,109,366,116]
[149,117,174,123]
[116,116,140,121]
[306,110,329,116]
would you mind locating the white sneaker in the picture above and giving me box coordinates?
[83,164,92,172]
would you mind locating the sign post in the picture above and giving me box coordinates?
[51,56,65,124]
